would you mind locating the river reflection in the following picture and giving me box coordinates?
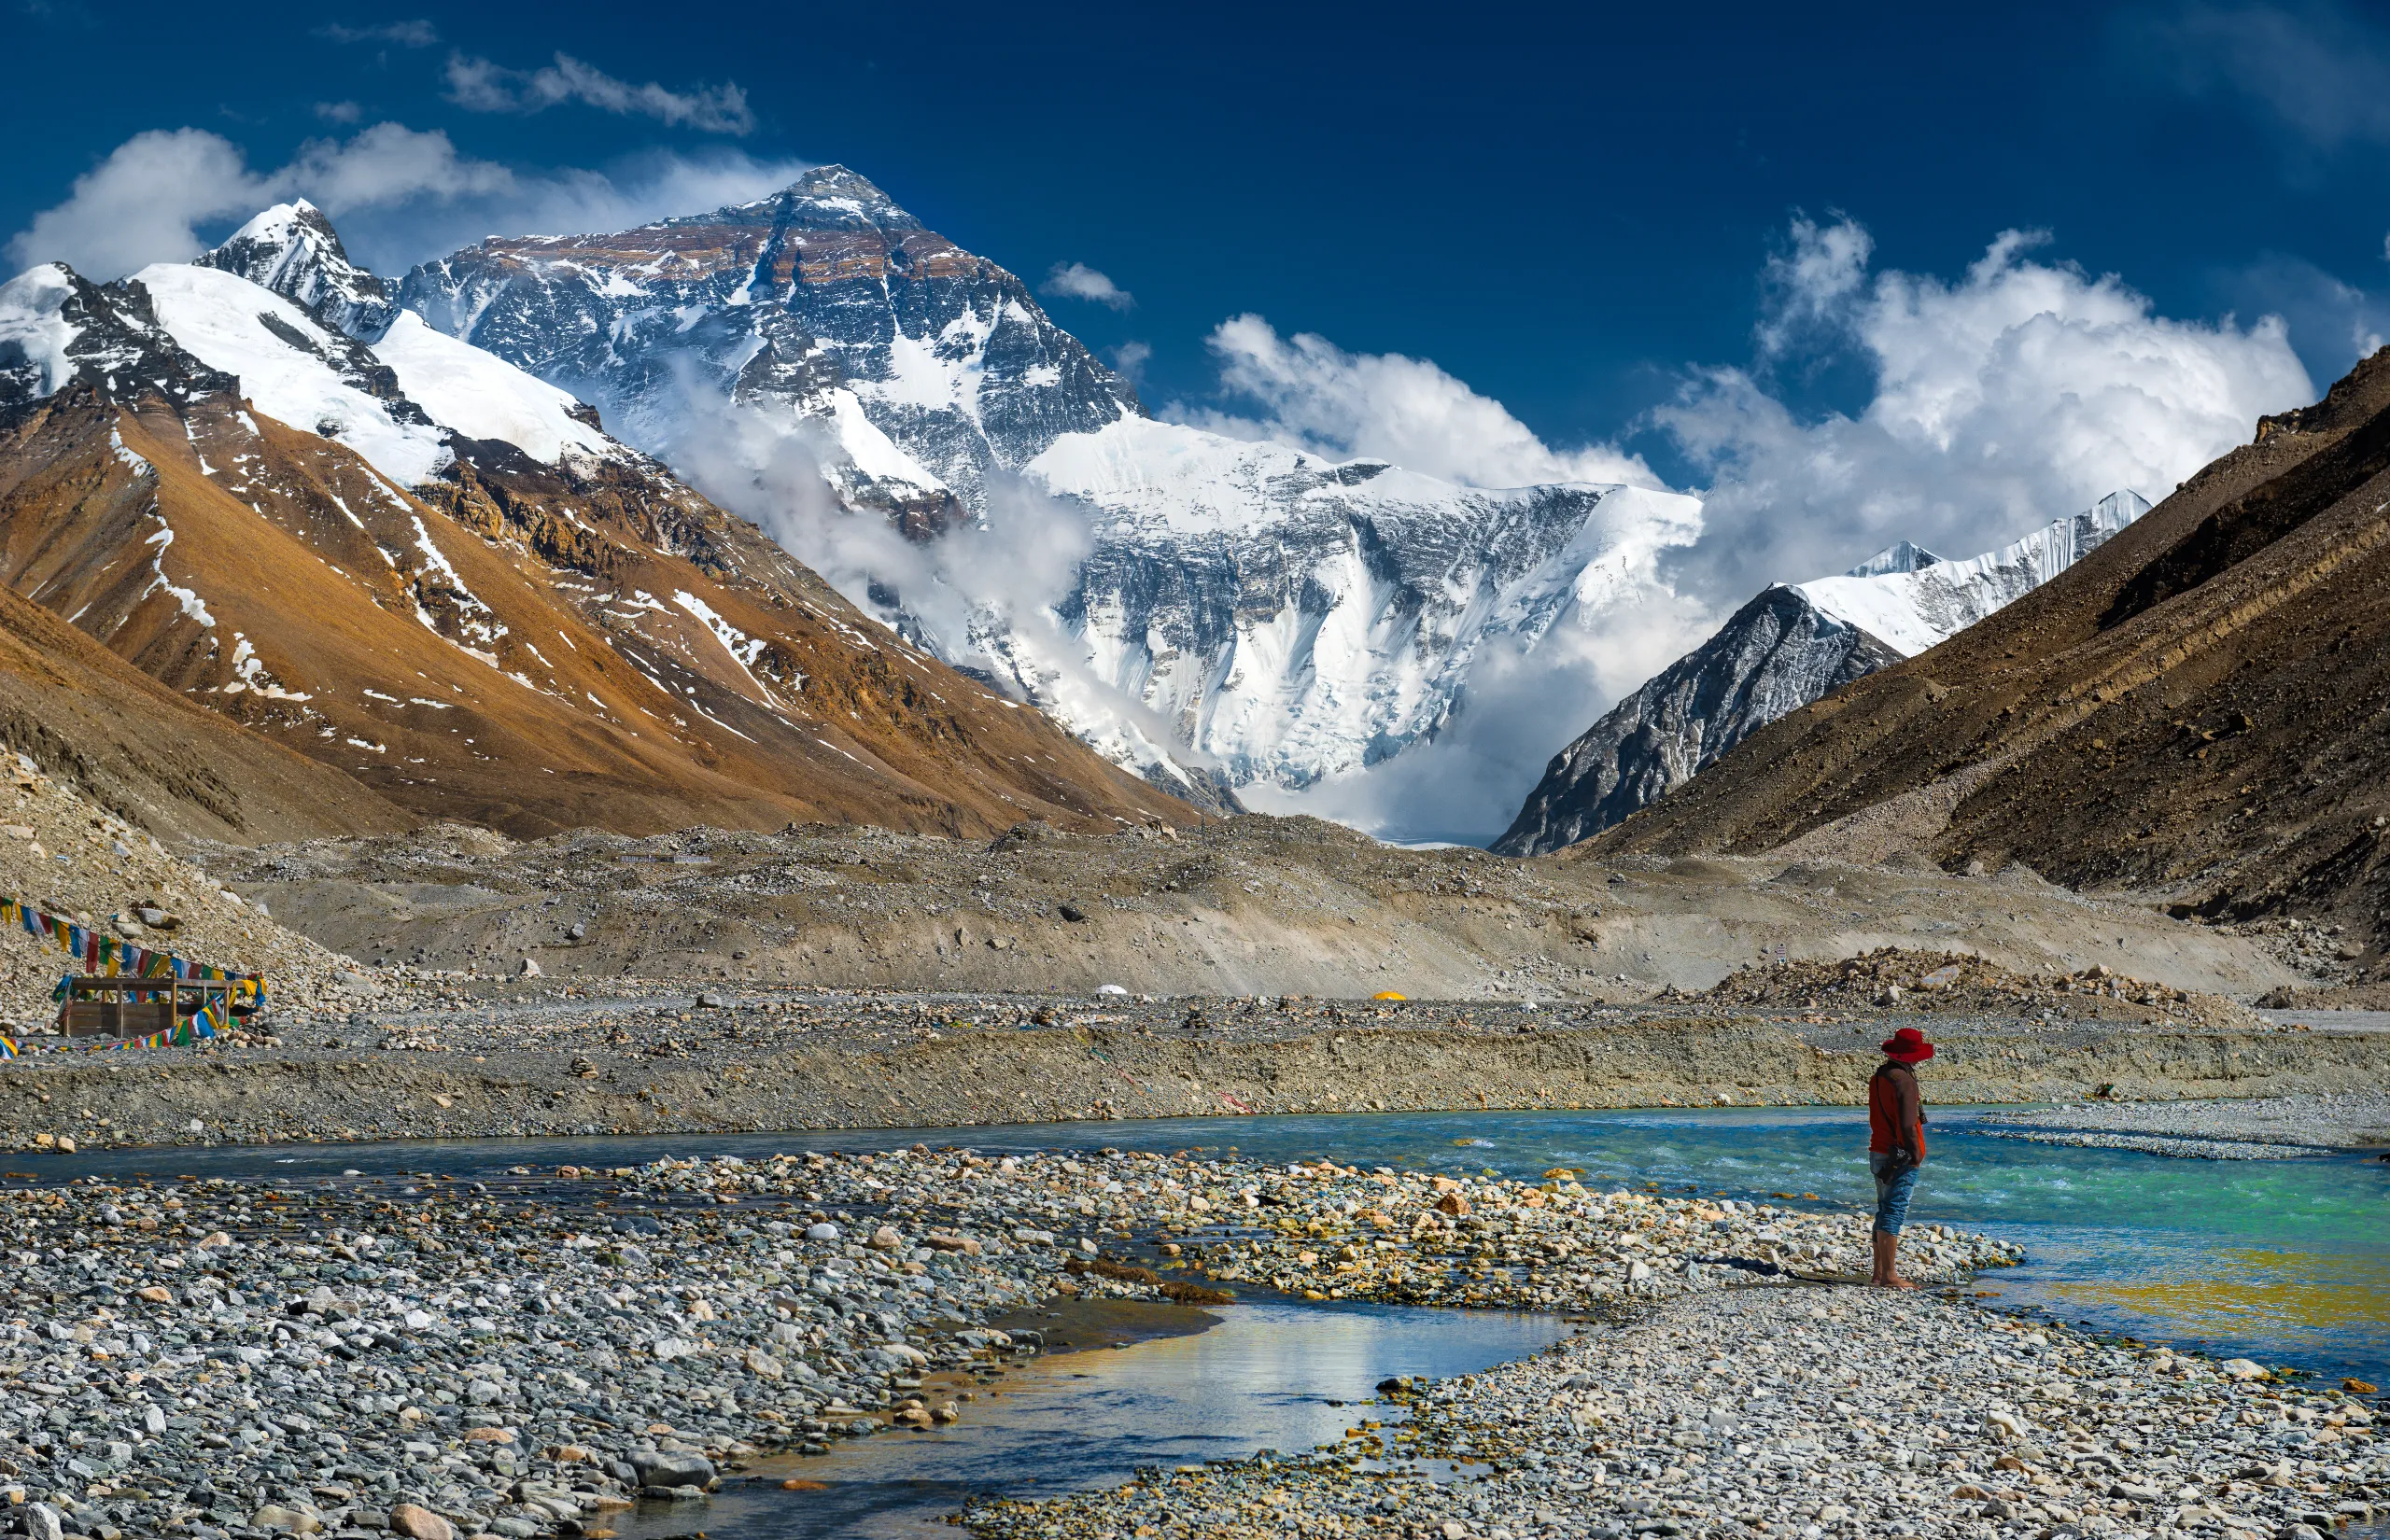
[608,1297,1570,1540]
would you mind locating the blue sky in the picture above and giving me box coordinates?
[6,0,2387,558]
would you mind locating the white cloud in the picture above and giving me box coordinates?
[7,123,807,282]
[1657,218,2315,602]
[1042,261,1133,310]
[5,125,514,278]
[315,19,438,47]
[1174,315,1660,490]
[6,130,273,278]
[1755,214,1873,355]
[444,51,754,135]
[1107,341,1152,390]
[316,101,364,123]
[283,122,516,213]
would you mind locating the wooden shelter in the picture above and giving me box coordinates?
[55,976,236,1041]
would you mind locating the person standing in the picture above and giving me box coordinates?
[1867,1026,1933,1288]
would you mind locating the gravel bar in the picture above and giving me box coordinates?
[970,1292,2384,1540]
[1975,1092,2390,1152]
[0,1139,2044,1540]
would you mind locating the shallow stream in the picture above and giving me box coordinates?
[34,1106,2388,1538]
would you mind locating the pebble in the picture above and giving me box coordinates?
[970,1290,2383,1540]
[0,1141,2017,1537]
[0,1141,2355,1540]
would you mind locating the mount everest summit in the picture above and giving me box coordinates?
[385,165,1705,823]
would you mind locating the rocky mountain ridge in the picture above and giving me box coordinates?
[0,217,1190,841]
[394,167,1705,824]
[1573,346,2390,968]
[399,165,1137,528]
[198,199,398,338]
[1497,492,2152,855]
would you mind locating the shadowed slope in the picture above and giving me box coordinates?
[1582,350,2390,963]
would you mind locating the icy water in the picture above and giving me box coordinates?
[35,1107,2388,1538]
[609,1297,1566,1540]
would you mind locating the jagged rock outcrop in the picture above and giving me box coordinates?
[1494,586,1902,855]
[196,200,398,338]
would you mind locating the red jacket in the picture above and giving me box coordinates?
[1868,1061,1926,1161]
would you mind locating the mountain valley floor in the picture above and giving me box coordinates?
[0,815,2381,1540]
[0,808,2382,1150]
[0,984,2381,1152]
[190,813,2336,1007]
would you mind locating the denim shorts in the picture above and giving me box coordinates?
[1870,1151,1920,1237]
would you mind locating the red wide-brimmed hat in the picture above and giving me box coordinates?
[1881,1027,1935,1062]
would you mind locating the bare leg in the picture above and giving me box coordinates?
[1871,1231,1914,1289]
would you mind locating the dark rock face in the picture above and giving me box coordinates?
[397,165,1138,519]
[1493,587,1902,856]
[196,201,397,338]
[0,264,236,411]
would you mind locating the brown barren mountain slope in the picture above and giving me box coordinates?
[0,376,1190,841]
[0,579,404,843]
[1582,348,2390,966]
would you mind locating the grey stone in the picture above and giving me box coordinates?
[627,1449,715,1489]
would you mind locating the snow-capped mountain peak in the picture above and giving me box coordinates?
[124,257,624,487]
[198,199,397,339]
[98,203,630,483]
[398,166,1139,519]
[1495,490,2155,855]
[1794,490,2151,657]
[742,164,928,231]
[5,202,635,490]
[1843,539,1943,578]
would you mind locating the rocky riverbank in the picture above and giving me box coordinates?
[1975,1090,2390,1155]
[970,1290,2384,1540]
[0,1140,2049,1540]
[0,987,2385,1152]
[1167,1162,2019,1307]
